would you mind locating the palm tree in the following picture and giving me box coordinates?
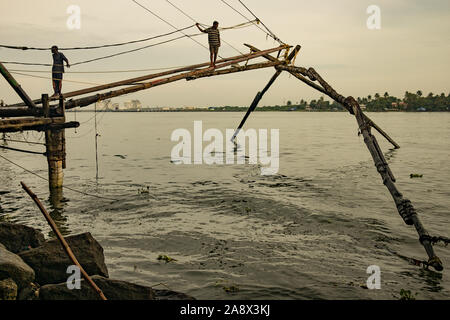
[416,90,422,97]
[367,95,372,102]
[384,92,389,98]
[374,93,380,99]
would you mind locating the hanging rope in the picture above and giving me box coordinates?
[10,71,104,86]
[237,0,284,44]
[0,153,118,201]
[164,0,244,55]
[1,138,46,146]
[131,0,211,54]
[1,19,254,69]
[0,145,45,155]
[0,24,196,51]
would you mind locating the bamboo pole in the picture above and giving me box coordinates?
[230,46,301,141]
[0,62,37,109]
[20,182,108,300]
[63,60,284,110]
[9,45,290,107]
[231,70,282,142]
[244,44,401,149]
[303,67,443,271]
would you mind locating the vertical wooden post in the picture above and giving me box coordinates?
[1,99,5,142]
[43,94,65,195]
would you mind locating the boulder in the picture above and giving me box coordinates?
[0,278,18,300]
[17,282,39,300]
[0,222,45,253]
[40,275,155,300]
[19,232,108,285]
[0,245,35,289]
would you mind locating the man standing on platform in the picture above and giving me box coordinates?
[196,21,221,68]
[51,45,70,98]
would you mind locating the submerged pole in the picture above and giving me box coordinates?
[231,45,301,141]
[231,70,282,141]
[43,94,65,197]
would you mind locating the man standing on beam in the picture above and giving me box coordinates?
[196,21,221,68]
[51,45,70,98]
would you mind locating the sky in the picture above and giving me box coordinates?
[0,0,449,108]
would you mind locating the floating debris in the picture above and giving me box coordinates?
[399,289,417,300]
[157,255,177,263]
[410,174,423,178]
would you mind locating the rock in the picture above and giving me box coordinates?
[17,282,39,300]
[154,289,195,300]
[40,275,155,300]
[0,245,35,289]
[19,232,108,285]
[0,222,45,254]
[0,278,18,300]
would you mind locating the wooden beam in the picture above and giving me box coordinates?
[0,62,37,109]
[246,44,401,149]
[63,60,284,110]
[0,117,78,133]
[8,45,290,107]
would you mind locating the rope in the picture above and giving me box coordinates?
[10,71,103,86]
[164,0,244,55]
[7,66,189,74]
[237,0,284,44]
[0,153,118,201]
[1,138,46,146]
[0,24,196,51]
[0,145,45,155]
[131,0,211,54]
[219,0,268,37]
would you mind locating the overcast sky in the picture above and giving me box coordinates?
[0,0,449,108]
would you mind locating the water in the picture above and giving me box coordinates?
[1,112,449,299]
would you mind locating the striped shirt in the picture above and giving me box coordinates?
[205,27,220,47]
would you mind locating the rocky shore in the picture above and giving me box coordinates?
[0,222,194,300]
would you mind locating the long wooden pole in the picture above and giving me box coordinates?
[8,45,290,107]
[244,44,401,149]
[231,70,282,142]
[302,67,443,271]
[63,60,284,110]
[277,65,401,149]
[20,182,108,300]
[0,62,37,109]
[231,45,301,141]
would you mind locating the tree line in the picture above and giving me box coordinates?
[212,91,450,112]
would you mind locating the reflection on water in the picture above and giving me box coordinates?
[1,112,450,299]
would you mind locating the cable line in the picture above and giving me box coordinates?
[237,0,284,44]
[165,0,244,54]
[131,0,213,55]
[0,153,118,201]
[219,0,281,43]
[0,24,195,51]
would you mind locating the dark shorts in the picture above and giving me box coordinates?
[52,72,63,81]
[209,45,219,55]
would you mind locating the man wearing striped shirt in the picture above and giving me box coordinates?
[196,21,221,68]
